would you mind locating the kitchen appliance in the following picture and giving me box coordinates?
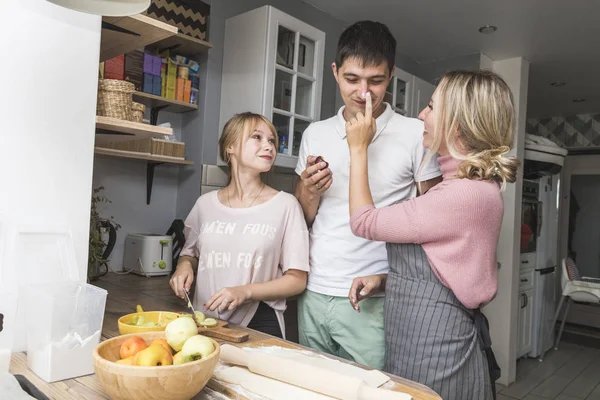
[521,180,541,254]
[123,233,173,276]
[530,174,561,358]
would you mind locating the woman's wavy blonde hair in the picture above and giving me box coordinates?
[421,70,520,189]
[219,112,278,166]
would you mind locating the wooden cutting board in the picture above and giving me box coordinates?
[206,338,442,400]
[197,320,249,343]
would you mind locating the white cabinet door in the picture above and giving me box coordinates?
[517,289,535,357]
[412,76,435,118]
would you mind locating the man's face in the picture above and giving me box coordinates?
[333,57,392,120]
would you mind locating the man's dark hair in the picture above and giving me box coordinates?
[335,21,396,74]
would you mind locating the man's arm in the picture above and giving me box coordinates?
[295,156,332,228]
[418,175,443,195]
[295,180,320,227]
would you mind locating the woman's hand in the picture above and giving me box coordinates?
[169,262,195,299]
[346,92,377,151]
[348,274,387,312]
[205,286,252,313]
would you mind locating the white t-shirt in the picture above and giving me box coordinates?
[295,103,441,296]
[180,190,309,336]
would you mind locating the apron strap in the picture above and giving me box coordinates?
[474,309,501,400]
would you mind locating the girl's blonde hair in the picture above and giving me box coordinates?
[421,70,520,189]
[219,112,278,165]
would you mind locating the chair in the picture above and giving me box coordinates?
[166,219,185,276]
[544,257,600,357]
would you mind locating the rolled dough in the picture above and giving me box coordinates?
[244,347,390,388]
[214,366,336,400]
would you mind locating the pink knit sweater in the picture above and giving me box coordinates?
[350,155,502,309]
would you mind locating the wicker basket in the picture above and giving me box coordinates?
[131,102,146,123]
[97,79,135,120]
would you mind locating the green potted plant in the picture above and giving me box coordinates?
[89,186,120,282]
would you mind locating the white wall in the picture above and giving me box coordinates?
[0,0,101,280]
[92,112,184,271]
[481,54,529,386]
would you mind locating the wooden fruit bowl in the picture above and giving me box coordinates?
[93,332,220,400]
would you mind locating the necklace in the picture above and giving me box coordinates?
[227,183,265,208]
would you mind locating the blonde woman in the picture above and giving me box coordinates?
[345,71,519,399]
[170,112,309,338]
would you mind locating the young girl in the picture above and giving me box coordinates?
[345,71,519,399]
[170,112,309,338]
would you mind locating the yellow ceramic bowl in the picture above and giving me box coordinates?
[94,331,220,400]
[118,311,181,335]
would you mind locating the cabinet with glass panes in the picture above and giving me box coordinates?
[384,67,415,116]
[218,5,325,168]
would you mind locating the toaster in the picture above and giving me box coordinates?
[123,233,173,276]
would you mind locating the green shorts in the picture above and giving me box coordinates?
[297,289,385,370]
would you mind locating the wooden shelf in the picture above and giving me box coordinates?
[94,147,193,165]
[100,14,177,62]
[95,116,172,145]
[133,91,198,113]
[151,33,213,57]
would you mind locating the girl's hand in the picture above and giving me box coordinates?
[205,286,252,313]
[169,263,194,299]
[346,92,377,151]
[348,274,386,312]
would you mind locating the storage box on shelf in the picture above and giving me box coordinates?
[99,137,185,160]
[144,0,210,41]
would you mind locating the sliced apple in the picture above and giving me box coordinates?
[194,311,206,325]
[198,318,218,328]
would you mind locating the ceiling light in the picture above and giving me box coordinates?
[45,0,150,16]
[478,25,498,34]
[573,98,586,103]
[550,81,566,87]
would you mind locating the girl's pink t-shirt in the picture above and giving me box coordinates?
[180,190,309,336]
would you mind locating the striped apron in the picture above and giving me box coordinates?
[384,242,498,400]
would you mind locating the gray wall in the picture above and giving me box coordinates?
[175,0,423,218]
[92,111,184,270]
[416,53,481,84]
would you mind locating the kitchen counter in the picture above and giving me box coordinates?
[9,322,442,400]
[9,273,441,399]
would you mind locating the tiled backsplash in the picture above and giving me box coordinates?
[200,165,298,195]
[527,114,600,148]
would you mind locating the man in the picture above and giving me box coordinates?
[294,21,442,369]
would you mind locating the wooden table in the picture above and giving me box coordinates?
[9,323,441,400]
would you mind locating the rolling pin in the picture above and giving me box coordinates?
[219,344,412,400]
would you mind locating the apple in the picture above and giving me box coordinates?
[180,335,215,362]
[135,344,173,367]
[120,336,147,359]
[173,351,184,365]
[150,338,173,355]
[165,316,198,352]
[116,356,135,365]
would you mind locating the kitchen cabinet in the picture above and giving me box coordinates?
[517,288,535,358]
[385,67,414,116]
[384,69,435,118]
[411,76,436,118]
[218,5,326,169]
